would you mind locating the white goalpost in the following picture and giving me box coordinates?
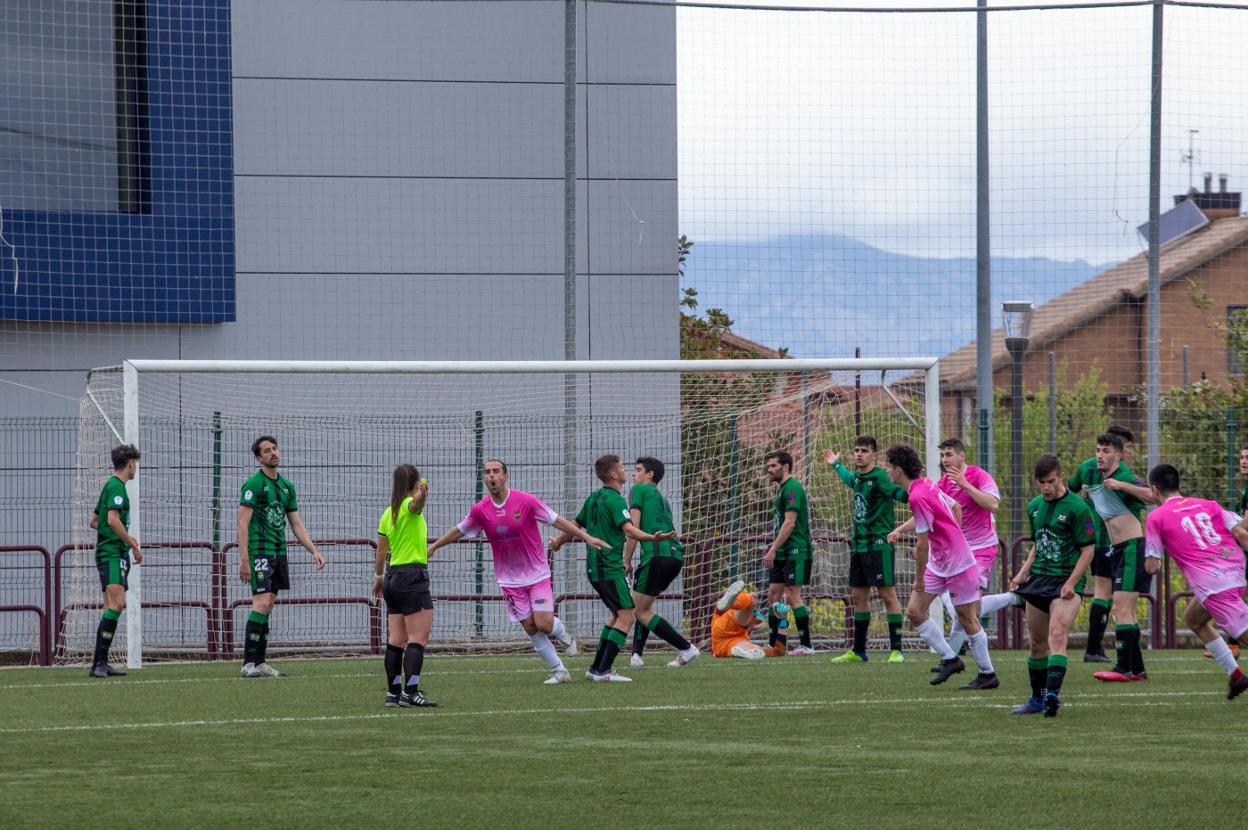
[69,357,940,668]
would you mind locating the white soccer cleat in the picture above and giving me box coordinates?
[240,663,261,678]
[254,662,286,677]
[587,671,633,683]
[543,669,572,685]
[629,653,646,669]
[787,645,815,656]
[560,635,578,657]
[715,579,747,612]
[667,645,700,667]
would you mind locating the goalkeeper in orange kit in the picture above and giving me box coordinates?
[710,580,786,659]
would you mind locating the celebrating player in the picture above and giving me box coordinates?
[427,458,603,684]
[549,454,685,682]
[237,435,325,678]
[935,439,1002,653]
[87,444,142,678]
[884,444,999,688]
[1068,432,1155,681]
[1008,454,1096,717]
[762,450,815,655]
[626,456,699,669]
[373,464,437,708]
[1143,464,1248,699]
[710,580,786,660]
[824,437,908,664]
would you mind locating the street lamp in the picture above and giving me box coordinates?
[1003,301,1034,548]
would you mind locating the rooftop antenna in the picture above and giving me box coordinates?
[1180,129,1200,191]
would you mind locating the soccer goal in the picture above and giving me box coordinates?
[67,358,940,667]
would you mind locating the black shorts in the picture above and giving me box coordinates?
[848,544,895,588]
[97,556,130,592]
[634,556,682,597]
[591,577,635,614]
[768,558,810,587]
[1016,573,1073,615]
[1089,545,1114,579]
[1112,538,1152,595]
[382,564,434,616]
[250,554,291,596]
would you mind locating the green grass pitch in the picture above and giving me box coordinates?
[1,649,1244,829]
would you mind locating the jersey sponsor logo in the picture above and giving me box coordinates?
[113,495,123,505]
[787,492,796,505]
[513,510,522,520]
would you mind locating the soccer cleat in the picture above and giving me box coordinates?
[830,651,868,664]
[89,663,125,678]
[787,645,816,657]
[1083,652,1113,663]
[1228,674,1248,700]
[715,579,747,612]
[629,653,646,669]
[958,672,1000,691]
[1093,669,1132,682]
[930,664,942,673]
[560,636,579,657]
[1129,671,1148,682]
[930,657,966,685]
[668,645,700,667]
[399,690,439,707]
[543,669,572,685]
[1011,697,1045,715]
[887,650,905,664]
[254,662,286,677]
[1043,692,1062,718]
[384,693,401,707]
[240,663,262,678]
[586,671,633,683]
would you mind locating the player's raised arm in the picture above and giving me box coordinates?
[407,478,429,514]
[824,449,855,487]
[552,515,610,550]
[1104,476,1158,503]
[426,526,465,558]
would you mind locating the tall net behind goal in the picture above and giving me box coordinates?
[65,360,938,665]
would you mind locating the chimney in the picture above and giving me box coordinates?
[1219,174,1228,193]
[1175,175,1241,219]
[1204,173,1213,192]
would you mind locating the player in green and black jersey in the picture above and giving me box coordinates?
[763,450,815,655]
[236,435,325,678]
[87,444,142,678]
[824,436,909,663]
[625,456,698,668]
[548,454,683,681]
[1009,453,1097,717]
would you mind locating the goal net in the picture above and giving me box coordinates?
[64,358,939,666]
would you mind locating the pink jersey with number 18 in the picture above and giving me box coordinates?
[1144,496,1245,602]
[908,477,977,578]
[457,489,559,588]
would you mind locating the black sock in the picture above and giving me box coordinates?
[1114,625,1130,672]
[768,612,780,647]
[1128,627,1145,674]
[242,619,262,665]
[1028,657,1047,699]
[794,606,811,648]
[852,612,870,654]
[256,622,270,665]
[403,643,425,690]
[887,613,903,651]
[384,644,403,694]
[596,628,626,674]
[632,621,649,657]
[1046,655,1069,695]
[649,615,691,651]
[1087,601,1110,655]
[591,627,611,674]
[93,614,119,666]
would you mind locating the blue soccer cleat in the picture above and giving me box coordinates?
[1011,697,1045,715]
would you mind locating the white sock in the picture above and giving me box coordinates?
[946,616,967,655]
[916,618,956,660]
[980,591,1020,615]
[968,629,994,674]
[941,592,957,629]
[530,631,564,671]
[1205,637,1239,675]
[550,617,567,642]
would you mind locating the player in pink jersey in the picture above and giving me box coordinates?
[426,458,609,684]
[937,438,1002,654]
[884,444,999,689]
[1143,464,1248,699]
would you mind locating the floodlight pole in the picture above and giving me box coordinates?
[1146,0,1163,473]
[975,0,994,474]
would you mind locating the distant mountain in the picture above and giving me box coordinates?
[683,234,1107,359]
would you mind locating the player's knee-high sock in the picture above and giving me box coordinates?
[596,628,627,674]
[242,611,266,665]
[256,619,271,665]
[590,626,612,674]
[93,608,121,666]
[980,591,1019,616]
[403,643,425,690]
[645,614,691,651]
[1027,657,1047,699]
[549,616,568,642]
[529,631,564,671]
[1113,623,1131,671]
[1126,624,1145,674]
[916,618,956,660]
[887,613,903,651]
[1045,654,1068,694]
[768,612,786,647]
[1086,598,1111,655]
[967,629,994,674]
[1205,637,1241,676]
[384,644,403,694]
[852,611,870,654]
[946,615,967,656]
[794,605,811,648]
[632,621,650,656]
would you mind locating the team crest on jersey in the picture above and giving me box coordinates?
[113,495,123,505]
[787,492,796,505]
[513,511,522,520]
[244,490,253,500]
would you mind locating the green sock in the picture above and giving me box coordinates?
[597,627,627,674]
[1046,654,1069,694]
[794,605,812,648]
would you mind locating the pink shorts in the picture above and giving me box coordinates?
[972,545,999,589]
[501,578,555,623]
[923,565,982,607]
[1201,586,1248,640]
